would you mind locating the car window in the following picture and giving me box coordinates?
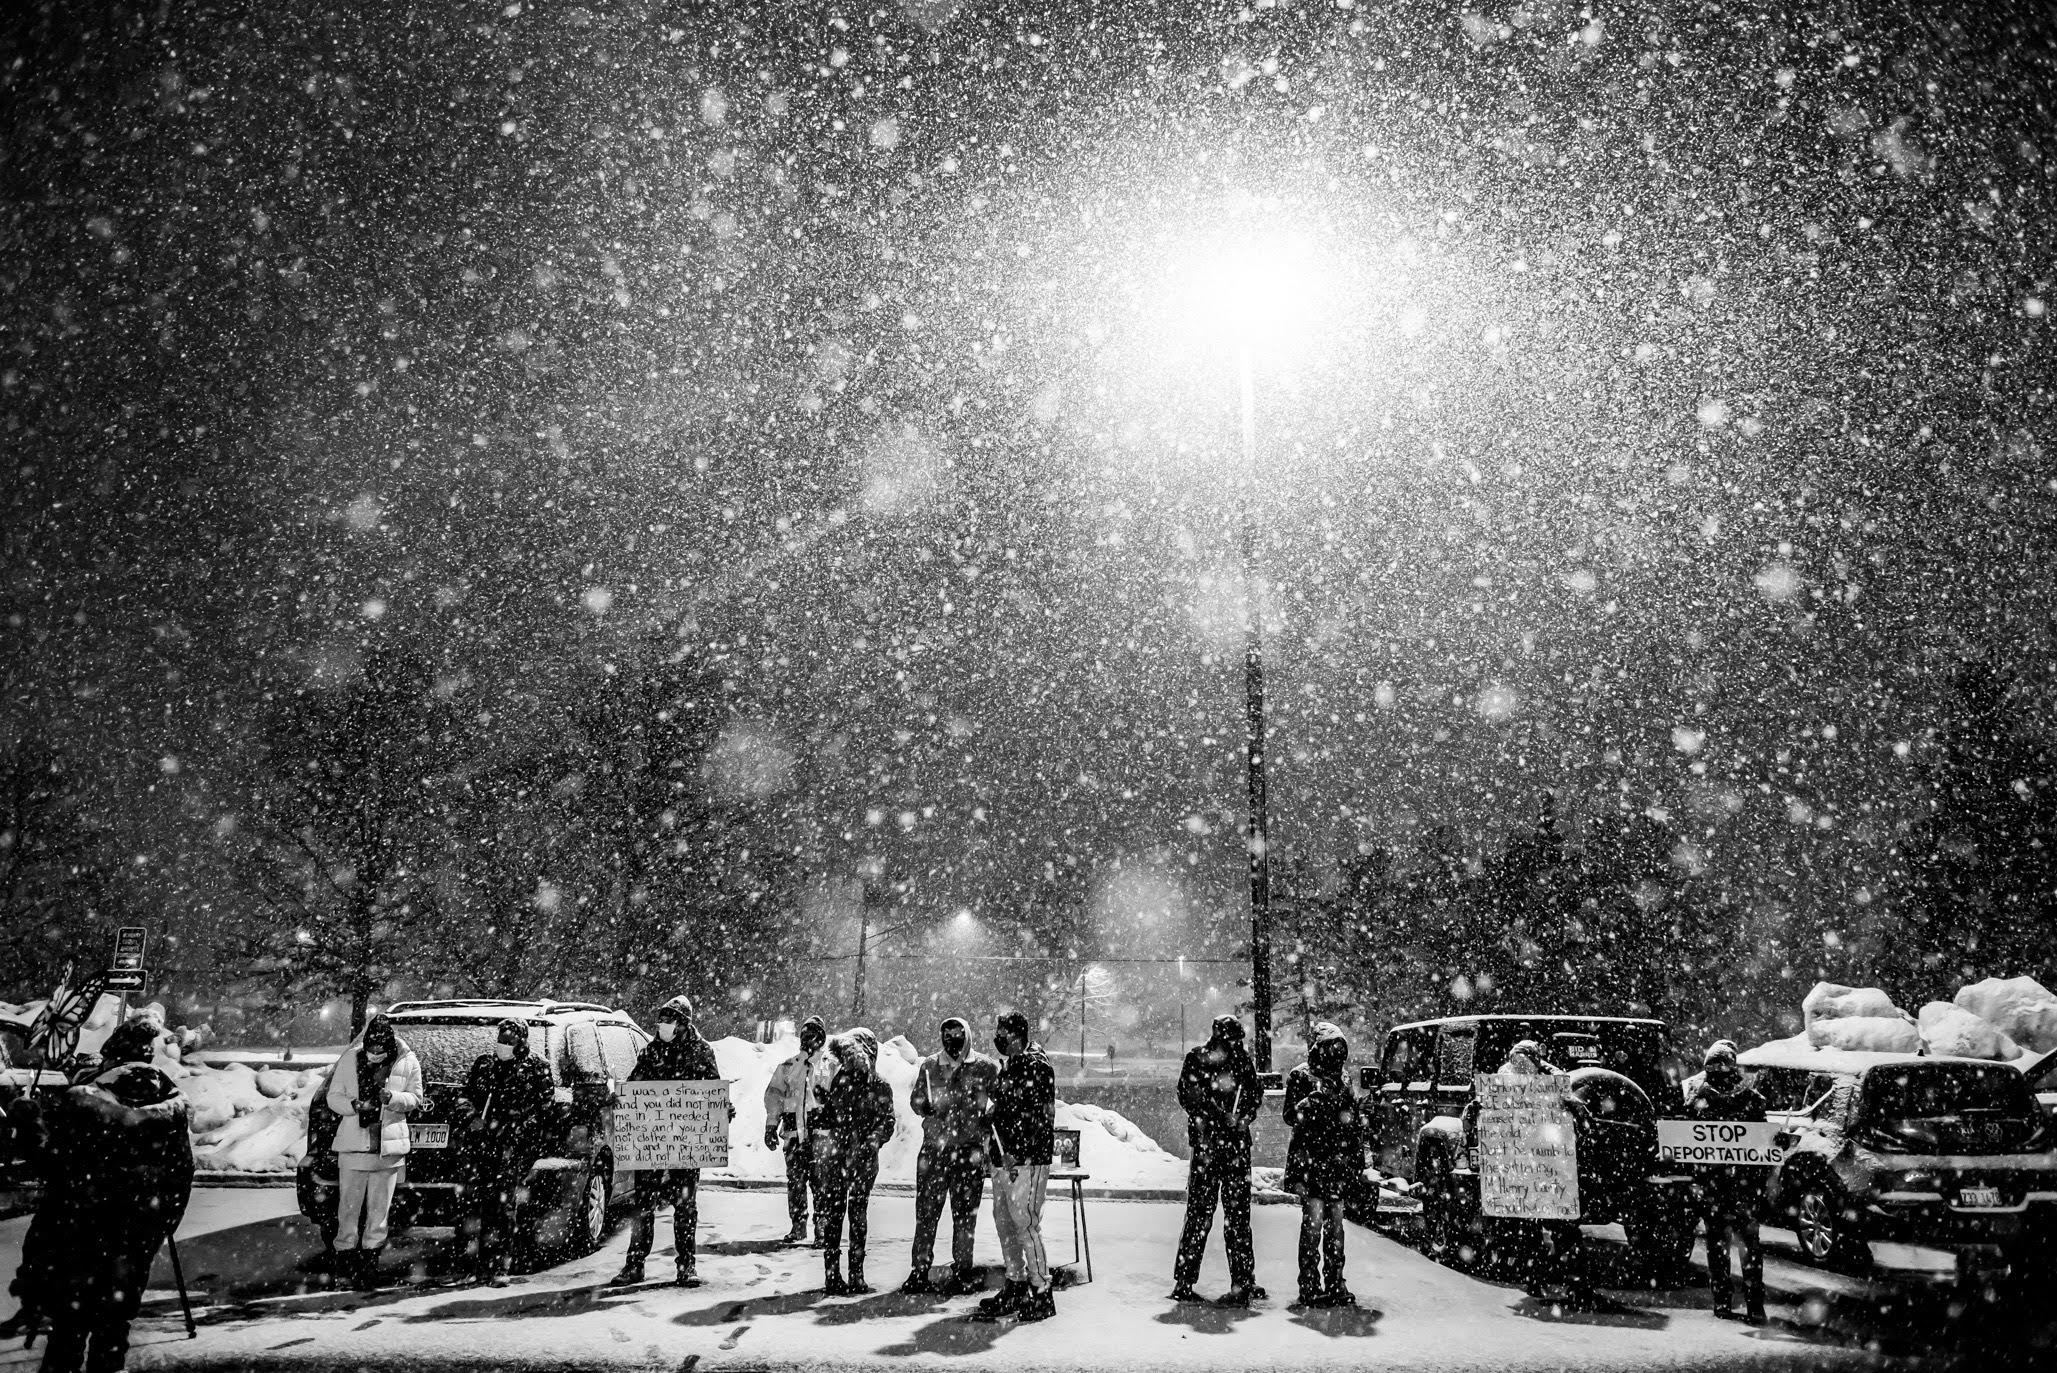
[1380,1031,1417,1087]
[1804,1074,1841,1117]
[1437,1030,1475,1087]
[390,1022,542,1084]
[1860,1062,2042,1152]
[597,1024,642,1080]
[1404,1028,1437,1087]
[562,1021,607,1081]
[1753,1068,1801,1111]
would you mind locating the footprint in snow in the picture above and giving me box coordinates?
[609,1328,630,1343]
[719,1325,751,1350]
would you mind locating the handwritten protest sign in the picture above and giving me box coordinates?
[1656,1119,1783,1166]
[617,1080,731,1169]
[1475,1073,1580,1220]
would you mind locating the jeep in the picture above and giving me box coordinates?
[1358,1014,1696,1274]
[296,1000,650,1259]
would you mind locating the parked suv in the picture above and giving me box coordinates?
[1360,1014,1697,1273]
[297,1000,650,1258]
[1741,1042,2057,1278]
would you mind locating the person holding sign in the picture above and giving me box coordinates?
[1281,1024,1366,1310]
[904,1016,999,1295]
[1685,1042,1768,1324]
[812,1029,896,1294]
[462,1018,554,1285]
[610,996,729,1288]
[1476,1040,1595,1306]
[763,1015,833,1245]
[326,1013,424,1291]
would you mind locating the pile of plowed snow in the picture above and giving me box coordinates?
[707,1034,1188,1188]
[171,1033,1187,1186]
[1750,975,2057,1065]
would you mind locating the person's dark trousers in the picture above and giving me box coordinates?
[819,1148,881,1270]
[782,1135,815,1235]
[469,1149,525,1273]
[38,1232,159,1373]
[625,1170,700,1271]
[1520,1220,1586,1293]
[910,1147,987,1278]
[1173,1135,1254,1289]
[1704,1210,1765,1314]
[1296,1202,1345,1297]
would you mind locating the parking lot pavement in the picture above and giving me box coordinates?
[2,1186,2051,1372]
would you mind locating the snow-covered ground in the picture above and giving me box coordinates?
[5,1185,2043,1373]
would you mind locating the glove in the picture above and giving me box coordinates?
[764,1124,781,1150]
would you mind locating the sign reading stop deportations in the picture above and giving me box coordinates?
[1476,1073,1581,1221]
[618,1080,732,1169]
[1656,1119,1784,1166]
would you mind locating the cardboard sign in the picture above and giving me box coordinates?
[1475,1072,1581,1220]
[1657,1119,1784,1166]
[617,1080,731,1170]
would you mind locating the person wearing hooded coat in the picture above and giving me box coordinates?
[461,1018,554,1284]
[904,1016,998,1294]
[971,1012,1058,1324]
[1281,1023,1367,1309]
[1170,1014,1263,1306]
[761,1014,834,1245]
[1471,1040,1596,1305]
[1686,1042,1769,1324]
[326,1012,425,1291]
[612,995,730,1287]
[811,1028,896,1294]
[9,1020,193,1373]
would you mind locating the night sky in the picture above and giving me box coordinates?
[5,0,2054,998]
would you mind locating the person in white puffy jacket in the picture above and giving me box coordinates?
[325,1012,424,1289]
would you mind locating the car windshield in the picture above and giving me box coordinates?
[1861,1064,2042,1154]
[1477,1022,1675,1107]
[394,1022,549,1086]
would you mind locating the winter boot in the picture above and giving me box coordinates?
[674,1259,702,1289]
[1323,1283,1357,1308]
[782,1224,810,1245]
[846,1254,873,1295]
[900,1269,934,1295]
[607,1261,646,1288]
[1290,1284,1325,1311]
[823,1255,851,1297]
[969,1279,1027,1321]
[1016,1285,1056,1323]
[1213,1285,1254,1309]
[1168,1283,1204,1304]
[943,1266,984,1297]
[353,1248,385,1292]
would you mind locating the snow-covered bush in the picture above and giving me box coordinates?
[1917,1002,2022,1062]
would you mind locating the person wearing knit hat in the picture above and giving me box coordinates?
[812,1029,896,1294]
[9,1016,193,1372]
[325,1012,424,1291]
[763,1015,834,1244]
[971,1012,1058,1324]
[1170,1013,1264,1306]
[611,995,731,1288]
[460,1018,553,1285]
[904,1016,999,1294]
[1686,1039,1770,1323]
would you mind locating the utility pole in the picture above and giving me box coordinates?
[1239,346,1275,1072]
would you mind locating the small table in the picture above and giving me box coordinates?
[1050,1127,1092,1283]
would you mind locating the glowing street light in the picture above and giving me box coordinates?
[1179,228,1322,1075]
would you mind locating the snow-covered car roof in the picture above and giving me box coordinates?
[1739,1040,2006,1077]
[1391,1013,1665,1032]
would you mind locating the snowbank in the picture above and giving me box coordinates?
[706,1034,1187,1189]
[1953,977,2057,1055]
[180,1059,325,1173]
[1806,1015,1919,1053]
[1918,1002,2022,1062]
[1802,982,1906,1028]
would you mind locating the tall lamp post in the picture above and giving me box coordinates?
[1236,346,1275,1073]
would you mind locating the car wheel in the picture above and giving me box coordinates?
[1792,1178,1864,1269]
[1420,1163,1480,1272]
[571,1164,610,1255]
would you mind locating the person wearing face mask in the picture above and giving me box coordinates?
[461,1019,554,1285]
[903,1016,998,1295]
[811,1029,896,1294]
[1686,1042,1769,1324]
[5,1020,193,1373]
[970,1012,1057,1324]
[1468,1039,1595,1306]
[611,996,731,1287]
[762,1015,833,1245]
[325,1012,425,1290]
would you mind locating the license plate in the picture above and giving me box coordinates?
[410,1124,451,1149]
[1957,1186,2002,1208]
